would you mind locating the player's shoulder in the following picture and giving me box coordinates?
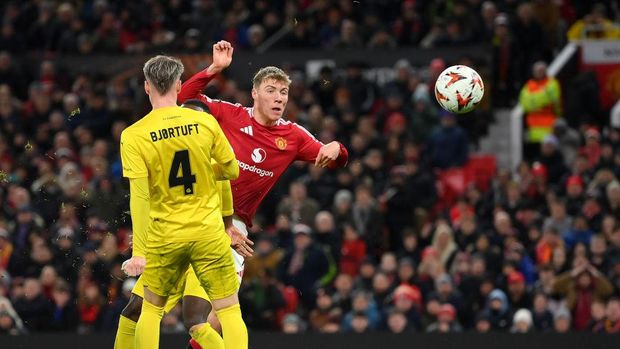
[207,95,246,110]
[120,121,141,140]
[215,99,251,120]
[288,120,317,140]
[121,111,159,142]
[268,117,299,132]
[192,109,221,129]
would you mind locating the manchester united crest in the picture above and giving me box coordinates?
[275,137,287,150]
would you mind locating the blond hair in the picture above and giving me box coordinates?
[252,66,291,88]
[143,55,184,95]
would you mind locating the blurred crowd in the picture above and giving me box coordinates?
[2,0,619,53]
[1,0,620,336]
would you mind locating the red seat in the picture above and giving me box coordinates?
[465,155,497,192]
[276,286,299,327]
[435,155,497,212]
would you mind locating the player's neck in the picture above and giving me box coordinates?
[253,109,278,127]
[150,95,178,110]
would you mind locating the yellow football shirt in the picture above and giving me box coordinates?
[120,106,237,244]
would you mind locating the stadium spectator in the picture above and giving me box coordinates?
[0,295,24,334]
[243,236,284,283]
[567,4,620,41]
[490,14,518,107]
[474,312,492,333]
[386,310,412,333]
[391,283,422,330]
[426,303,462,333]
[309,288,340,332]
[49,280,79,332]
[239,269,286,331]
[511,308,533,333]
[553,263,614,331]
[426,111,469,169]
[591,298,620,333]
[512,3,547,88]
[12,278,52,332]
[338,224,367,277]
[333,273,354,314]
[538,135,567,184]
[532,293,554,332]
[483,289,511,331]
[277,181,320,227]
[342,291,380,332]
[506,271,532,310]
[552,119,581,167]
[278,224,330,308]
[281,313,306,334]
[553,307,572,333]
[587,299,607,331]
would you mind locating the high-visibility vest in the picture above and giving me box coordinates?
[519,77,561,142]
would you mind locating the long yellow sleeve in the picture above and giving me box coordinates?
[129,177,150,258]
[212,159,239,180]
[218,180,234,217]
[210,120,239,180]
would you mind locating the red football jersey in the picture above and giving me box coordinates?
[179,71,348,226]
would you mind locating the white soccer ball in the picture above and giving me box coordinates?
[434,65,484,114]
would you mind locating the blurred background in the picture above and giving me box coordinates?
[1,0,620,341]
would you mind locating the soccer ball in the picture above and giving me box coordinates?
[434,65,484,114]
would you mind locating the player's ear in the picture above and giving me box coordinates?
[144,80,150,96]
[175,80,182,94]
[251,87,257,100]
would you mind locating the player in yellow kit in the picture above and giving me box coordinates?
[115,101,253,349]
[120,55,248,349]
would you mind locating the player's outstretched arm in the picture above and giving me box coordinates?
[178,40,235,116]
[206,40,233,75]
[294,123,349,169]
[315,141,349,168]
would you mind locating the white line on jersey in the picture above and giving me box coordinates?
[240,126,253,136]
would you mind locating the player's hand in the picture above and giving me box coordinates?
[227,225,254,258]
[315,141,341,168]
[207,40,234,74]
[122,256,146,277]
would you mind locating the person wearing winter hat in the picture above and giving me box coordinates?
[552,118,580,166]
[506,271,532,310]
[426,303,463,333]
[282,313,306,334]
[553,306,572,333]
[511,308,533,333]
[539,134,567,184]
[483,289,512,331]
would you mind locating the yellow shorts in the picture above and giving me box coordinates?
[132,265,210,313]
[139,234,239,302]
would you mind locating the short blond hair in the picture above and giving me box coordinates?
[143,55,184,95]
[252,66,291,88]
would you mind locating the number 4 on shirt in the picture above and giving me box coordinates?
[169,150,196,195]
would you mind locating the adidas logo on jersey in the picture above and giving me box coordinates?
[240,126,253,136]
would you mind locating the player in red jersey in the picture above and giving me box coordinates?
[180,41,348,227]
[178,40,348,274]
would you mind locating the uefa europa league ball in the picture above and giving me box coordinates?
[434,65,484,114]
